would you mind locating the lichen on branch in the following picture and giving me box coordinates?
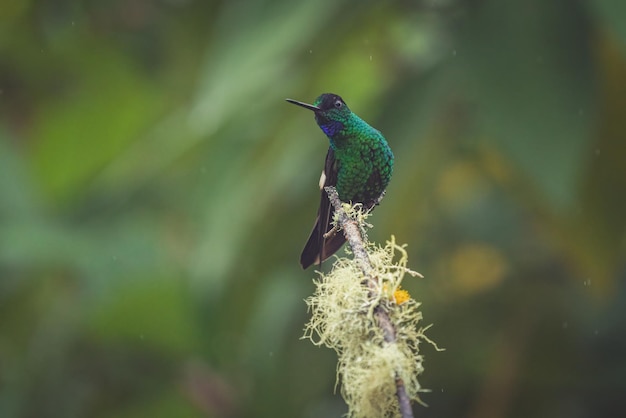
[303,187,439,418]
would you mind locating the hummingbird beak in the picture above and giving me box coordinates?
[286,98,320,112]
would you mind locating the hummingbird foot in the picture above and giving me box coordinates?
[323,225,340,240]
[373,190,386,207]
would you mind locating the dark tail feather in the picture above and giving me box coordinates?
[301,188,341,269]
[300,219,322,269]
[320,233,347,265]
[300,218,346,269]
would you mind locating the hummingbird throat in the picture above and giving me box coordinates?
[319,120,344,138]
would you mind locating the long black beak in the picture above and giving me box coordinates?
[286,98,320,112]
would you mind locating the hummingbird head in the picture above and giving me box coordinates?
[286,93,351,138]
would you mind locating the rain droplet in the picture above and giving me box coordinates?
[452,49,457,56]
[562,322,568,329]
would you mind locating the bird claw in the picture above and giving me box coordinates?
[324,226,339,240]
[374,190,386,206]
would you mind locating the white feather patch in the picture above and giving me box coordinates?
[318,171,326,189]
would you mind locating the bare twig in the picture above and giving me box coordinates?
[324,186,415,418]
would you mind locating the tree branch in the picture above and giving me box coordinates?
[324,186,415,418]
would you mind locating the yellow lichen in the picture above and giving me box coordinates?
[393,288,411,304]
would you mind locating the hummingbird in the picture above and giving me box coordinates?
[286,93,394,269]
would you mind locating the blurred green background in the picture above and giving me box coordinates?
[1,0,626,417]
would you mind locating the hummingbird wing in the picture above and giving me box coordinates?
[300,148,346,269]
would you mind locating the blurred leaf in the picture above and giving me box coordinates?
[592,0,626,52]
[458,0,594,210]
[0,0,31,36]
[558,36,626,295]
[241,269,307,373]
[31,41,163,203]
[0,133,42,219]
[89,277,198,355]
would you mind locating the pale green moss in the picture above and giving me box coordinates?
[303,236,437,418]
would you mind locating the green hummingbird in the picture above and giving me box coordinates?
[286,93,394,269]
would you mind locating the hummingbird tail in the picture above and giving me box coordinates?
[299,220,346,269]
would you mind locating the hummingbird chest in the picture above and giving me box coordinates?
[334,137,393,205]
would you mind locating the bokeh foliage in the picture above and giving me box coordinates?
[1,0,626,417]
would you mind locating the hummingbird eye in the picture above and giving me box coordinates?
[334,100,343,108]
